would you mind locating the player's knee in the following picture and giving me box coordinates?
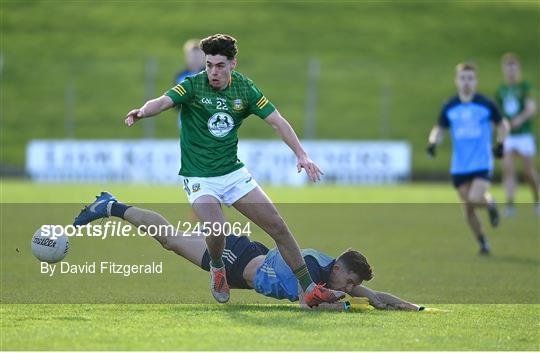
[207,227,227,237]
[158,232,183,253]
[467,188,487,205]
[468,194,484,205]
[158,236,174,251]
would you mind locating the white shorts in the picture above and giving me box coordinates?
[181,167,258,206]
[504,134,536,157]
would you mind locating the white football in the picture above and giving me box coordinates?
[31,225,69,263]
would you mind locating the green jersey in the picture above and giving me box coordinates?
[165,70,276,177]
[495,80,533,135]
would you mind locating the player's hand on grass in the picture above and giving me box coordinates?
[297,154,324,182]
[493,142,504,158]
[125,108,144,127]
[426,143,437,158]
[418,306,448,313]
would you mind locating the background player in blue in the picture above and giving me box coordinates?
[173,39,205,129]
[426,63,508,255]
[72,196,428,311]
[174,39,205,86]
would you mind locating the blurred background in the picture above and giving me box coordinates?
[1,0,539,183]
[1,0,539,328]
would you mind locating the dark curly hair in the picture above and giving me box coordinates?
[336,248,374,281]
[200,34,238,60]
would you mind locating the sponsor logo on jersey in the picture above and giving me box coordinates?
[233,99,243,111]
[207,112,235,138]
[192,183,200,192]
[201,97,212,105]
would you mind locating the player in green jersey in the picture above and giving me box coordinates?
[124,34,344,307]
[495,53,539,216]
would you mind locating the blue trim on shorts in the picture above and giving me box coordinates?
[201,235,269,289]
[451,170,491,188]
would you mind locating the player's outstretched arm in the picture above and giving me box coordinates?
[350,284,421,311]
[125,95,175,127]
[264,110,324,182]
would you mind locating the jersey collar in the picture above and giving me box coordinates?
[222,74,233,91]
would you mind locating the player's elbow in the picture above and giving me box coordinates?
[467,194,485,205]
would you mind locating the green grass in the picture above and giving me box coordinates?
[0,179,536,203]
[1,304,538,350]
[1,1,539,174]
[1,181,539,350]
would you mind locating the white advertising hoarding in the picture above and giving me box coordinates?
[26,140,411,185]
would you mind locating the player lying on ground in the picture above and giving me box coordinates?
[74,192,424,311]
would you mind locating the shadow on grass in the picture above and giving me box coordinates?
[220,304,388,331]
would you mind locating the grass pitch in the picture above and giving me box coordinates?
[1,304,538,351]
[1,181,539,350]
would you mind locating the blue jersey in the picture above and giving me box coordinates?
[438,94,502,175]
[174,69,203,85]
[254,248,335,302]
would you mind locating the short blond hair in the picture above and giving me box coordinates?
[501,52,520,65]
[183,39,201,54]
[455,62,477,74]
